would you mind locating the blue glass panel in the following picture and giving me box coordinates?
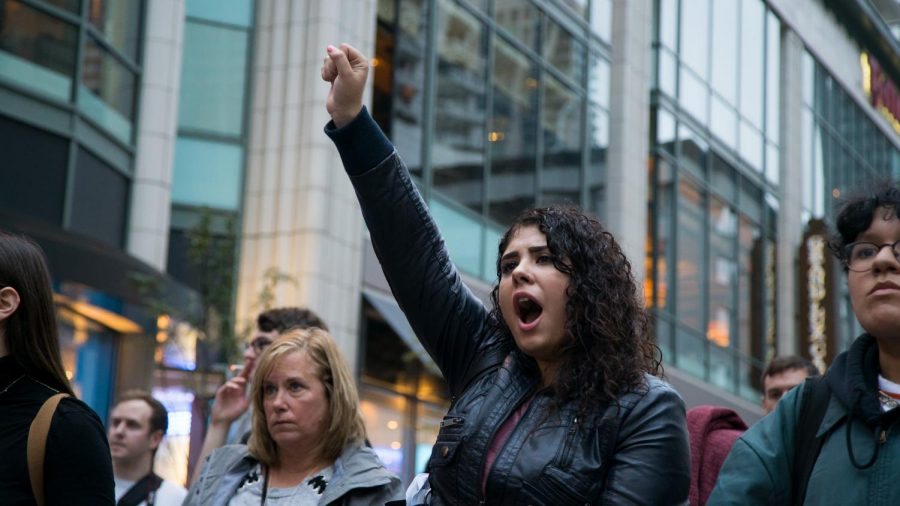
[178,21,248,136]
[430,197,483,277]
[172,137,243,210]
[186,0,252,26]
[483,225,503,282]
[78,85,132,144]
[74,330,116,425]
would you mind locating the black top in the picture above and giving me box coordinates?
[0,355,115,505]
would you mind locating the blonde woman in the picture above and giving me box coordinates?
[186,328,401,505]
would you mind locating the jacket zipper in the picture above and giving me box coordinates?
[559,417,579,468]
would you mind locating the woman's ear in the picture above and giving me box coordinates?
[0,286,21,323]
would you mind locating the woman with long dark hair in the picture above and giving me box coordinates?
[0,231,114,504]
[321,44,690,504]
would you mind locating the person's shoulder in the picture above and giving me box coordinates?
[625,374,685,410]
[51,396,105,434]
[157,479,188,504]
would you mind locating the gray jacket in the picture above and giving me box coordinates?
[183,444,402,506]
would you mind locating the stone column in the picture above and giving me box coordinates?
[605,0,652,285]
[127,0,186,270]
[236,0,376,366]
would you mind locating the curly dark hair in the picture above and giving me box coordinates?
[828,179,900,271]
[487,206,661,412]
[257,306,328,333]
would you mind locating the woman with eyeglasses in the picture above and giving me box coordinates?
[0,232,115,504]
[711,181,900,504]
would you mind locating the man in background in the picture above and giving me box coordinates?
[109,391,187,505]
[761,355,819,414]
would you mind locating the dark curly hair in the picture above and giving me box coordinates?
[487,206,661,412]
[828,179,900,271]
[257,306,328,333]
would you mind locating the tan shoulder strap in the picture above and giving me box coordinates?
[27,393,70,506]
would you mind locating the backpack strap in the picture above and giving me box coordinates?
[117,472,164,506]
[27,393,70,506]
[791,377,831,505]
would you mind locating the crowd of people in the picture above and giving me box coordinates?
[1,42,900,505]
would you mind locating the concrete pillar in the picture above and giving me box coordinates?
[777,30,806,355]
[605,0,652,285]
[127,0,186,270]
[236,0,376,366]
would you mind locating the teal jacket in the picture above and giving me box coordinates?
[184,444,402,506]
[709,334,900,505]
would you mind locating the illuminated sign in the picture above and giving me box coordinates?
[806,235,828,374]
[861,53,900,135]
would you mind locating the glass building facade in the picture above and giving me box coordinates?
[373,0,612,281]
[648,0,782,400]
[0,0,150,418]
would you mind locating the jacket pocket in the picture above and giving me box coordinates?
[430,415,466,468]
[519,466,592,506]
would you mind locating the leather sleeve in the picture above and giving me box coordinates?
[326,108,496,395]
[44,398,115,505]
[602,380,691,505]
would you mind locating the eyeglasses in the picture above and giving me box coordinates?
[246,337,274,354]
[843,240,900,272]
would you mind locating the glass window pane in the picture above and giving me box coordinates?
[80,37,136,143]
[433,0,486,215]
[654,160,674,310]
[738,216,760,361]
[739,120,763,172]
[88,0,142,60]
[589,0,611,42]
[677,179,704,332]
[678,123,707,179]
[588,53,610,108]
[178,21,248,136]
[676,327,706,378]
[494,0,539,50]
[711,95,737,149]
[658,49,677,98]
[542,75,583,206]
[658,0,677,50]
[0,0,76,101]
[70,147,128,247]
[172,137,243,210]
[711,0,737,104]
[711,153,736,202]
[680,0,709,79]
[0,114,67,224]
[656,107,676,154]
[483,225,503,282]
[430,197,483,277]
[45,0,81,12]
[544,17,585,84]
[708,197,736,348]
[489,38,538,225]
[186,0,252,26]
[360,389,406,479]
[766,11,781,141]
[739,0,764,128]
[388,0,428,178]
[766,142,779,185]
[588,104,608,217]
[679,67,708,125]
[709,345,734,391]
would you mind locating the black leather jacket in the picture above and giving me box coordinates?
[326,109,690,505]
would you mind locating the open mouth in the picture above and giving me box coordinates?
[514,295,543,325]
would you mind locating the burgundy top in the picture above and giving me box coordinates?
[687,405,748,506]
[481,396,535,495]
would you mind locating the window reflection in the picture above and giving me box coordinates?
[739,0,764,128]
[495,0,539,50]
[80,36,135,142]
[710,1,737,105]
[677,179,703,332]
[433,0,486,214]
[542,75,582,206]
[544,17,584,84]
[0,0,77,101]
[392,0,429,177]
[680,0,708,80]
[489,38,538,225]
[708,197,735,348]
[88,0,141,60]
[587,104,608,216]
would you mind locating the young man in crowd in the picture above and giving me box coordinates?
[108,391,186,505]
[761,355,819,414]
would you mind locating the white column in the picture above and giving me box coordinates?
[605,0,653,285]
[236,0,376,366]
[777,30,806,355]
[127,0,186,270]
